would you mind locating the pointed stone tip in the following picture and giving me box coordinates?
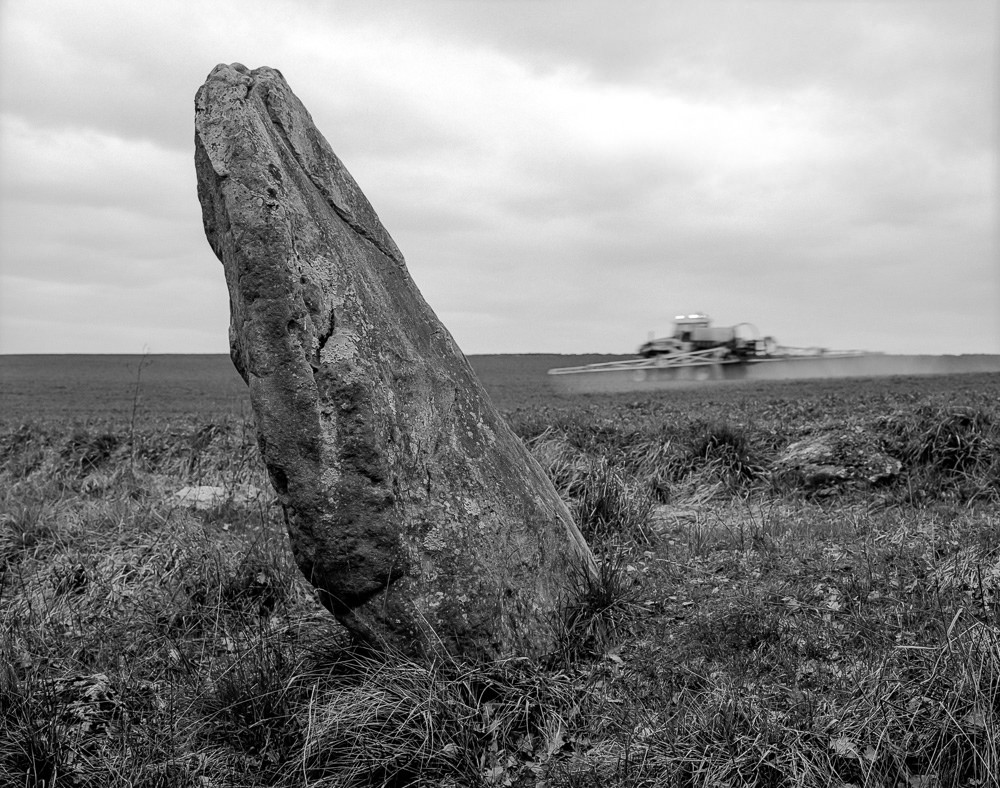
[203,63,251,89]
[202,63,288,90]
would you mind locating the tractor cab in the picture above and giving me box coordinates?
[673,313,712,343]
[638,313,750,358]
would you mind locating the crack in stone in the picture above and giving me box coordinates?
[320,195,401,265]
[315,308,336,368]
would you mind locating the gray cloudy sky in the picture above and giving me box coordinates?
[1,0,997,356]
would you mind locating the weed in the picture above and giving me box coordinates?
[0,423,48,479]
[902,405,995,473]
[185,422,226,476]
[679,419,766,487]
[302,652,580,786]
[685,598,786,663]
[553,552,645,664]
[61,429,121,477]
[571,459,654,546]
[528,429,592,499]
[627,438,674,504]
[202,633,301,763]
[221,552,292,618]
[529,431,654,545]
[885,403,1000,502]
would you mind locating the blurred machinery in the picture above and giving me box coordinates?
[548,313,873,392]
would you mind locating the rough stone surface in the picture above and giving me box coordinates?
[194,64,595,659]
[773,429,902,490]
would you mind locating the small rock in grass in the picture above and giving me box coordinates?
[774,432,901,490]
[173,485,266,511]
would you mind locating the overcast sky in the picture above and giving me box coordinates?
[1,0,996,356]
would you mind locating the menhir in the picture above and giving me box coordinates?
[194,63,595,660]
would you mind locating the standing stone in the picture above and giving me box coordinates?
[194,64,595,660]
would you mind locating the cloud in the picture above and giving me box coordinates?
[0,0,996,356]
[0,116,208,284]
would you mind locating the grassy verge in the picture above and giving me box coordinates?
[2,376,998,786]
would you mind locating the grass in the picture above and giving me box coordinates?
[1,366,999,786]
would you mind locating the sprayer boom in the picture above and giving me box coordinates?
[547,313,894,393]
